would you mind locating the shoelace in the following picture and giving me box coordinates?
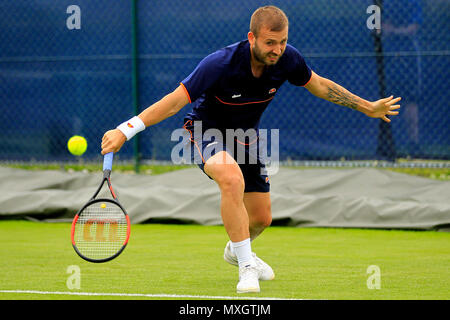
[252,253,265,267]
[239,266,258,280]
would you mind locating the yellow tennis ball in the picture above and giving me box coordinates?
[100,203,106,209]
[67,135,87,156]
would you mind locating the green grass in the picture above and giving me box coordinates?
[384,167,450,180]
[0,221,448,300]
[3,162,449,180]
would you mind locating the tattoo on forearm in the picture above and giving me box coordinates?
[327,83,359,110]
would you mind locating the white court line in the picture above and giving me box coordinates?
[0,289,304,300]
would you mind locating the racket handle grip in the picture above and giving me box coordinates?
[103,152,114,171]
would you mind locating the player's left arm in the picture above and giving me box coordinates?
[304,71,401,123]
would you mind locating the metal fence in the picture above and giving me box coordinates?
[1,0,449,166]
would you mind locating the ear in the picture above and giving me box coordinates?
[248,31,255,45]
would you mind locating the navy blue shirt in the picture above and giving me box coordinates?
[181,40,311,131]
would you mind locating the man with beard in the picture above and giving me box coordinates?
[101,6,401,293]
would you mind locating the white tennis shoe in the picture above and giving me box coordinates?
[237,265,260,293]
[224,241,275,281]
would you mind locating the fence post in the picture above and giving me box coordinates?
[131,0,141,172]
[372,0,396,162]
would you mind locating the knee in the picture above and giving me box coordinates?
[252,207,272,228]
[217,173,245,194]
[256,213,272,228]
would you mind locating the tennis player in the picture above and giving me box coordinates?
[101,6,401,293]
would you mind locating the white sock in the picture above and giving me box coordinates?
[231,238,255,268]
[230,238,252,255]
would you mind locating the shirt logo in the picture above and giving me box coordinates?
[269,88,277,94]
[232,94,241,98]
[206,141,219,148]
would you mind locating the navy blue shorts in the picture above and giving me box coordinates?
[183,120,270,193]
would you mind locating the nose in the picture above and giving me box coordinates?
[272,45,282,55]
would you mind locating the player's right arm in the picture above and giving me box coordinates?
[101,85,189,155]
[102,48,226,155]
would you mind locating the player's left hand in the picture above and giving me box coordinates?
[368,96,401,123]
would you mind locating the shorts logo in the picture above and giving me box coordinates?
[127,123,134,128]
[265,177,269,183]
[232,94,241,98]
[268,88,276,94]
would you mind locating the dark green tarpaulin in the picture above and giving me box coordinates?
[0,167,449,230]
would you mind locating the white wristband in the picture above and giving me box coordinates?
[117,116,146,141]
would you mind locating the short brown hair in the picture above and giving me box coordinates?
[250,6,289,37]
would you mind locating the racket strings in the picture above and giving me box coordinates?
[74,204,128,260]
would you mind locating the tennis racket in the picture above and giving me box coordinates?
[71,152,130,263]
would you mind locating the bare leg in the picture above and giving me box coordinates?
[243,192,272,241]
[204,151,249,242]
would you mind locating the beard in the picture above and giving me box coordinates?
[252,42,283,66]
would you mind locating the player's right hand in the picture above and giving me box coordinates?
[101,129,126,155]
